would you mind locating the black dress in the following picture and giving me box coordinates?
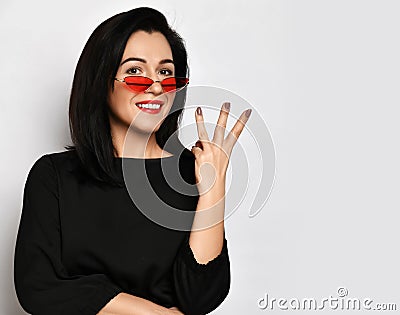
[14,149,230,315]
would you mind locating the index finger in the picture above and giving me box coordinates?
[195,106,210,143]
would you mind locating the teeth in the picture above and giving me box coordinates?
[136,103,161,109]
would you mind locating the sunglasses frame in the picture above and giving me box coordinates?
[114,75,189,93]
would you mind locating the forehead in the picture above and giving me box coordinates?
[121,30,173,63]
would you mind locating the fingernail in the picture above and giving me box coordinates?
[196,107,202,115]
[224,102,230,110]
[245,108,252,117]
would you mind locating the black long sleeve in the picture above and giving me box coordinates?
[14,154,123,315]
[173,233,230,315]
[14,150,230,315]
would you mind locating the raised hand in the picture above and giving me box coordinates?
[191,102,252,194]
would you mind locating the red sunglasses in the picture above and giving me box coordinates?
[114,76,189,93]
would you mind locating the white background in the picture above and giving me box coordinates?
[1,0,399,314]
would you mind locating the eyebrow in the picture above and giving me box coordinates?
[120,57,174,66]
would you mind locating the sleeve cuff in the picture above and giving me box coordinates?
[178,236,229,273]
[79,280,124,314]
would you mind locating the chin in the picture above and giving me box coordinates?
[128,119,164,135]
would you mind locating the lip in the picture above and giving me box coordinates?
[135,99,165,114]
[135,100,165,105]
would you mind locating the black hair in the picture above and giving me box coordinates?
[65,7,190,187]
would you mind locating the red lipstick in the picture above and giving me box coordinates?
[135,100,164,114]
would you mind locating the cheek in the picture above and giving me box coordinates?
[107,88,143,126]
[162,92,176,115]
[108,87,138,112]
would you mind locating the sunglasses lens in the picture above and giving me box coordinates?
[175,77,189,89]
[121,76,189,93]
[162,77,189,92]
[123,76,153,92]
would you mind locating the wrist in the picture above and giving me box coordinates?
[197,176,225,197]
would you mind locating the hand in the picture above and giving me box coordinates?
[191,102,251,194]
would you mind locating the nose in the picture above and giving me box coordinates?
[145,75,163,95]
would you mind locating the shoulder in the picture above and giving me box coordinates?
[28,150,79,179]
[45,149,78,165]
[24,151,75,195]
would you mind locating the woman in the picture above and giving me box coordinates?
[14,7,251,315]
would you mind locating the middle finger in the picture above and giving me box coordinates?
[212,102,230,145]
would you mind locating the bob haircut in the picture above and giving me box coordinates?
[65,7,191,187]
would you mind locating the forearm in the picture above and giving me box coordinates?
[189,178,226,264]
[97,292,177,315]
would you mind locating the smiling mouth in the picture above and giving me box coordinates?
[135,100,164,114]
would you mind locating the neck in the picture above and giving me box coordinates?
[110,121,169,159]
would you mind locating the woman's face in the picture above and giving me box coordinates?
[108,30,176,135]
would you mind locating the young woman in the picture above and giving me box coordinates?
[14,7,251,315]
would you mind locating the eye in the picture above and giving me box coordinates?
[126,67,142,75]
[159,68,174,76]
